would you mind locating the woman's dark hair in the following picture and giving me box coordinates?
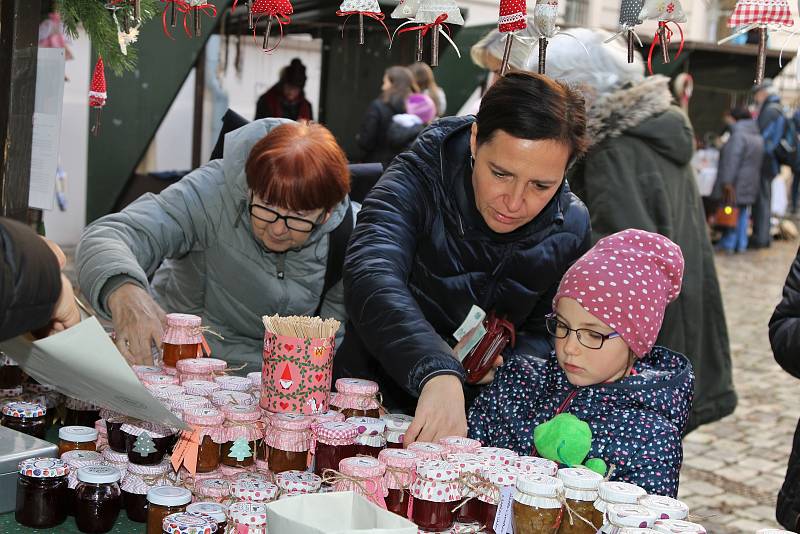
[382,66,419,112]
[281,58,307,89]
[476,72,589,161]
[730,107,752,121]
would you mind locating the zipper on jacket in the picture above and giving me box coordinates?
[234,199,246,228]
[481,244,515,310]
[276,253,285,280]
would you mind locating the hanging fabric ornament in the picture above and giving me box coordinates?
[337,0,391,46]
[533,0,560,74]
[187,0,218,38]
[640,0,686,74]
[252,0,294,52]
[720,0,792,84]
[231,0,256,29]
[497,0,528,75]
[411,0,464,66]
[106,2,141,56]
[391,0,424,61]
[615,0,645,63]
[89,56,107,137]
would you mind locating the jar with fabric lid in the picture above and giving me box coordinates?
[439,436,482,455]
[101,448,129,480]
[556,468,604,534]
[247,371,261,390]
[408,441,447,461]
[121,459,172,522]
[147,486,193,534]
[75,465,122,533]
[312,409,346,424]
[195,478,231,503]
[63,450,102,516]
[378,448,418,517]
[59,425,98,456]
[65,397,102,428]
[451,456,486,525]
[0,353,23,388]
[477,446,518,467]
[211,390,255,407]
[381,413,413,448]
[146,384,186,403]
[600,504,657,533]
[133,365,164,380]
[314,421,358,477]
[638,495,689,521]
[220,404,263,468]
[2,401,48,438]
[23,390,62,427]
[168,394,212,414]
[184,407,225,473]
[275,470,322,495]
[512,473,564,534]
[264,413,312,473]
[228,502,268,534]
[652,519,707,533]
[161,511,218,534]
[177,359,215,383]
[516,456,559,477]
[347,416,387,458]
[410,460,461,532]
[215,375,252,392]
[594,481,647,519]
[230,478,279,503]
[144,372,182,386]
[331,378,381,418]
[123,421,175,465]
[15,457,69,528]
[182,380,221,397]
[332,456,388,509]
[162,313,203,367]
[187,502,228,532]
[104,412,134,453]
[0,385,23,401]
[477,467,518,533]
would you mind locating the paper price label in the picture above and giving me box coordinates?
[493,485,515,534]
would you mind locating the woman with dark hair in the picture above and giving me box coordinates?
[357,66,419,167]
[254,59,313,122]
[336,72,592,442]
[77,120,354,367]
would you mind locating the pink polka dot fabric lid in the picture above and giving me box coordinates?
[275,470,322,493]
[229,501,268,527]
[197,478,230,499]
[230,479,278,502]
[407,441,446,461]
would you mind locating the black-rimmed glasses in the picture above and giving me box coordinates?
[545,314,621,350]
[249,194,321,233]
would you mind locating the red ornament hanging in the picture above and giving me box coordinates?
[640,0,687,74]
[160,0,218,40]
[89,56,107,136]
[252,0,294,51]
[498,0,527,75]
[337,0,391,46]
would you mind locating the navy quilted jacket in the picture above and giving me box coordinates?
[468,346,694,497]
[336,116,592,410]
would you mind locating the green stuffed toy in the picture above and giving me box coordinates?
[533,413,608,476]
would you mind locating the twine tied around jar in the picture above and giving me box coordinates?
[322,468,386,509]
[554,488,597,531]
[137,470,173,488]
[210,362,248,378]
[384,465,417,491]
[333,391,388,415]
[450,471,497,513]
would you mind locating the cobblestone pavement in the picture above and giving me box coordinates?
[679,238,800,533]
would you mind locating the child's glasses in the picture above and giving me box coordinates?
[545,314,621,350]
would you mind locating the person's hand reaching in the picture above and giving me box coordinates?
[404,375,468,445]
[107,283,166,365]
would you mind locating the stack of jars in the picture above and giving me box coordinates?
[379,448,418,516]
[120,459,174,522]
[227,502,268,534]
[556,467,604,533]
[121,420,176,465]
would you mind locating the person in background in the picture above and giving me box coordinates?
[0,218,81,341]
[255,58,313,122]
[790,107,800,215]
[751,79,784,249]
[409,62,447,117]
[691,132,721,220]
[713,107,765,254]
[357,66,419,168]
[539,27,735,432]
[386,92,437,153]
[769,245,800,530]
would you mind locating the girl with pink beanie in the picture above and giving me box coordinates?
[468,229,694,497]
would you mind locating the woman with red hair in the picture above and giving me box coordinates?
[76,119,354,368]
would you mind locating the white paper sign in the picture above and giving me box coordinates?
[493,485,516,534]
[0,317,185,429]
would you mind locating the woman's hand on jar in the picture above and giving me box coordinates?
[405,374,468,444]
[107,282,166,365]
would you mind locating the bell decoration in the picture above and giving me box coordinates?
[336,0,391,46]
[614,0,645,63]
[497,0,528,75]
[639,0,687,74]
[89,56,107,137]
[719,0,793,85]
[391,0,424,61]
[411,0,464,66]
[252,0,294,51]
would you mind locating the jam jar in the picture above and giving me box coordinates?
[478,467,518,533]
[264,413,312,473]
[162,313,203,368]
[0,353,23,388]
[652,519,708,533]
[228,502,268,534]
[378,448,418,517]
[147,486,193,534]
[600,504,657,533]
[512,473,564,534]
[75,465,123,533]
[638,495,690,521]
[313,421,358,478]
[477,446,519,468]
[230,478,279,503]
[214,375,252,393]
[408,441,447,461]
[102,448,129,488]
[557,468,604,534]
[123,421,175,465]
[65,397,102,428]
[516,456,559,477]
[595,481,648,522]
[448,455,485,525]
[161,511,219,534]
[24,389,62,427]
[187,502,228,532]
[15,457,69,529]
[275,470,322,496]
[439,436,482,455]
[184,407,225,473]
[59,425,99,456]
[332,456,388,508]
[104,413,132,453]
[331,378,381,418]
[145,384,186,401]
[347,416,387,458]
[195,478,231,503]
[121,460,172,522]
[220,404,263,468]
[181,379,221,397]
[1,401,48,438]
[211,390,255,408]
[381,413,413,448]
[63,450,103,514]
[133,365,164,381]
[312,410,346,424]
[410,459,461,532]
[177,358,216,384]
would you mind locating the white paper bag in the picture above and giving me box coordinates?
[265,492,417,534]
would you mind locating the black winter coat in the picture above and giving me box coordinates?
[769,245,800,531]
[0,218,62,341]
[357,98,405,168]
[336,117,592,411]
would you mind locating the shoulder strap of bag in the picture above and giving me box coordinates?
[315,203,354,316]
